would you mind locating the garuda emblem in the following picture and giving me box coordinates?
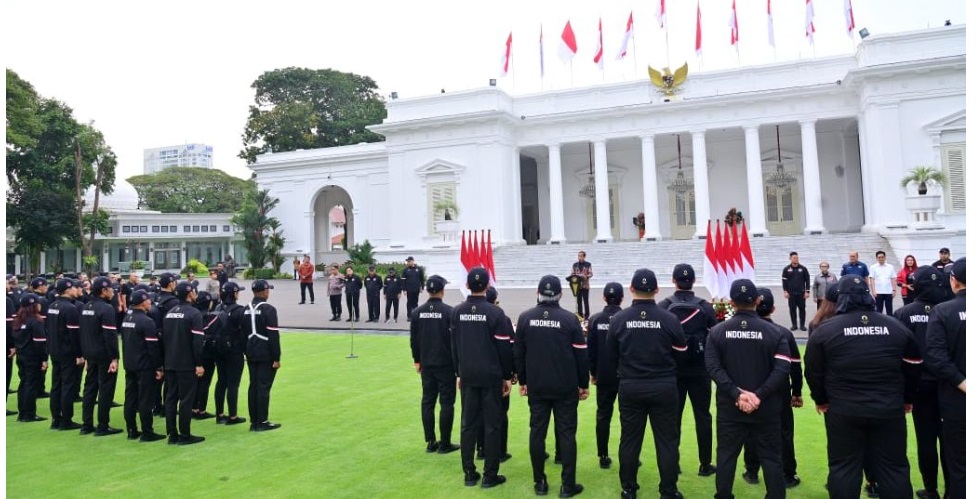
[648,62,689,97]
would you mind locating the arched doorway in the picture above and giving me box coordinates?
[312,185,353,264]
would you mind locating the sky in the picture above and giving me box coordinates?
[4,0,968,185]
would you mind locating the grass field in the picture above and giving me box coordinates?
[6,332,933,498]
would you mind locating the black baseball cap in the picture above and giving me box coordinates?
[825,282,841,303]
[912,266,944,289]
[252,279,274,291]
[222,281,243,295]
[387,267,396,273]
[175,281,195,299]
[467,267,489,292]
[159,272,177,287]
[672,263,695,283]
[950,257,966,285]
[537,275,562,297]
[19,293,39,308]
[603,282,624,299]
[130,290,150,307]
[55,278,75,293]
[426,275,446,293]
[195,291,213,307]
[757,288,775,316]
[486,286,499,304]
[839,275,871,296]
[631,268,658,293]
[30,277,48,289]
[940,247,950,254]
[368,265,376,271]
[730,279,759,305]
[406,256,415,262]
[91,277,113,294]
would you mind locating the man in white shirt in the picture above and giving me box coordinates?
[868,251,898,315]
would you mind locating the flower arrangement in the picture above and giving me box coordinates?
[724,207,744,227]
[712,300,734,321]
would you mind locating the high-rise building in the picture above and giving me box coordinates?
[143,143,214,174]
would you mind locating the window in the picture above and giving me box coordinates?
[210,225,217,232]
[942,143,966,213]
[223,225,230,232]
[192,225,200,232]
[184,226,191,232]
[122,226,131,233]
[201,225,209,232]
[427,182,458,234]
[170,226,177,232]
[139,226,148,233]
[152,226,160,233]
[161,226,169,233]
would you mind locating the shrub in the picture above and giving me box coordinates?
[182,259,209,275]
[347,240,375,265]
[243,268,277,280]
[315,262,327,272]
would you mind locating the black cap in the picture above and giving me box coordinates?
[30,277,48,289]
[91,277,113,294]
[387,267,396,273]
[72,279,84,289]
[839,275,871,296]
[175,281,195,299]
[537,275,562,297]
[130,290,150,307]
[19,293,39,308]
[159,272,177,287]
[730,279,759,305]
[631,268,658,293]
[950,257,966,285]
[222,281,243,295]
[426,275,446,293]
[368,265,376,271]
[467,267,489,292]
[940,247,950,254]
[672,263,695,283]
[825,282,841,303]
[195,291,213,307]
[55,278,75,293]
[757,288,775,316]
[603,281,624,299]
[486,286,499,304]
[134,283,150,292]
[406,256,415,262]
[252,279,274,291]
[912,265,944,289]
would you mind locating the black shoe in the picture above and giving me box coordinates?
[310,302,314,305]
[329,316,339,322]
[477,448,485,460]
[192,411,215,420]
[139,431,166,442]
[50,420,62,430]
[698,463,717,476]
[915,489,940,499]
[785,475,801,488]
[94,426,123,437]
[800,326,807,332]
[79,425,96,435]
[481,474,506,489]
[216,415,228,424]
[665,493,684,499]
[18,415,46,422]
[437,442,460,454]
[298,301,305,305]
[426,440,439,453]
[559,483,584,498]
[59,420,83,431]
[168,435,181,445]
[354,317,359,322]
[790,325,799,331]
[599,455,612,469]
[621,488,638,499]
[535,479,548,496]
[500,452,512,462]
[178,434,205,445]
[152,407,165,417]
[6,409,17,416]
[345,318,353,322]
[464,470,481,487]
[865,482,880,498]
[742,470,759,484]
[74,395,84,403]
[250,421,281,432]
[38,391,50,399]
[110,401,122,408]
[225,416,247,425]
[127,429,141,440]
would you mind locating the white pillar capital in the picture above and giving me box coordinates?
[799,118,818,127]
[547,144,567,244]
[593,140,613,242]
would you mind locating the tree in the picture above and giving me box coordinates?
[74,124,117,273]
[239,67,387,163]
[265,219,286,273]
[128,167,256,213]
[231,189,282,270]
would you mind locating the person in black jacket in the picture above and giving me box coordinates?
[450,267,512,489]
[364,266,383,323]
[45,279,84,430]
[29,277,51,399]
[410,275,459,454]
[191,291,220,420]
[608,269,688,499]
[384,267,402,323]
[13,293,48,422]
[660,263,718,477]
[706,279,791,499]
[214,282,248,426]
[781,252,811,331]
[244,279,282,432]
[742,288,803,488]
[121,290,166,442]
[162,281,205,445]
[6,279,16,416]
[151,272,180,416]
[805,275,921,499]
[925,257,965,499]
[402,256,425,321]
[79,277,122,435]
[587,281,624,470]
[476,286,516,462]
[343,267,362,322]
[514,275,588,498]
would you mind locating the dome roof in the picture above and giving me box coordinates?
[84,181,142,212]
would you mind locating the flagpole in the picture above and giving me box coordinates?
[631,36,637,80]
[664,19,672,69]
[511,28,516,93]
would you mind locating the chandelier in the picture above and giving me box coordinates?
[668,135,693,193]
[579,142,596,198]
[766,125,796,189]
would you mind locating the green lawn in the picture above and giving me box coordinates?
[6,333,932,498]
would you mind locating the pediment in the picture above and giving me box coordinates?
[923,110,966,133]
[415,159,466,179]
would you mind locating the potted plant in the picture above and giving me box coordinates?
[899,166,946,195]
[434,199,460,221]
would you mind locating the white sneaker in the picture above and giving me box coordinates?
[385,319,391,323]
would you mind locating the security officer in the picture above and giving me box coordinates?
[152,273,180,415]
[804,275,920,499]
[402,256,425,320]
[705,279,791,499]
[45,279,84,430]
[894,265,949,499]
[343,266,362,322]
[120,290,166,442]
[514,275,588,498]
[409,275,459,453]
[925,257,965,499]
[742,288,803,488]
[161,281,205,445]
[79,276,122,436]
[214,281,248,426]
[6,278,16,416]
[587,281,624,469]
[13,293,48,422]
[364,265,383,323]
[244,279,282,431]
[781,252,811,331]
[191,291,219,420]
[479,286,516,462]
[607,269,687,499]
[29,277,51,398]
[451,267,512,489]
[384,266,403,323]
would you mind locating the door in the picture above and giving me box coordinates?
[669,189,696,240]
[586,187,620,241]
[764,183,802,236]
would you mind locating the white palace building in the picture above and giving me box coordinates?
[251,26,966,286]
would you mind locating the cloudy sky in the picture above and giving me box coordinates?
[5,0,966,184]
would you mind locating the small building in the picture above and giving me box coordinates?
[143,143,214,175]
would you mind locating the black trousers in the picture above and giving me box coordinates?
[595,383,618,457]
[366,291,380,321]
[824,412,912,499]
[193,354,216,412]
[420,366,456,443]
[476,390,512,455]
[214,352,245,416]
[576,289,590,318]
[406,291,420,318]
[164,370,197,437]
[677,374,713,466]
[618,379,680,496]
[247,361,277,424]
[938,385,965,499]
[744,390,796,477]
[82,358,118,429]
[300,283,314,303]
[16,356,43,417]
[6,356,12,403]
[787,294,806,328]
[461,384,503,476]
[716,415,785,499]
[875,294,894,315]
[124,369,157,433]
[911,380,946,493]
[345,292,360,320]
[50,358,81,424]
[385,296,400,320]
[530,395,579,486]
[329,294,343,318]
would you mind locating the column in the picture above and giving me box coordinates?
[593,139,613,242]
[303,211,313,255]
[800,119,826,234]
[102,247,110,272]
[547,144,566,244]
[640,136,662,241]
[511,147,524,245]
[692,130,711,238]
[14,255,21,276]
[743,125,770,237]
[75,249,83,273]
[179,245,187,271]
[39,252,47,275]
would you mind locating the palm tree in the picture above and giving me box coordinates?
[899,166,946,195]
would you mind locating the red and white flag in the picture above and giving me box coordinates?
[740,222,756,281]
[844,0,856,37]
[467,230,478,270]
[715,220,730,298]
[593,18,604,69]
[558,20,578,63]
[730,222,743,279]
[729,0,740,50]
[458,231,471,297]
[704,219,720,299]
[485,230,497,284]
[616,11,634,59]
[695,1,703,57]
[805,0,816,45]
[656,0,666,28]
[767,0,776,47]
[723,223,738,292]
[500,31,513,76]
